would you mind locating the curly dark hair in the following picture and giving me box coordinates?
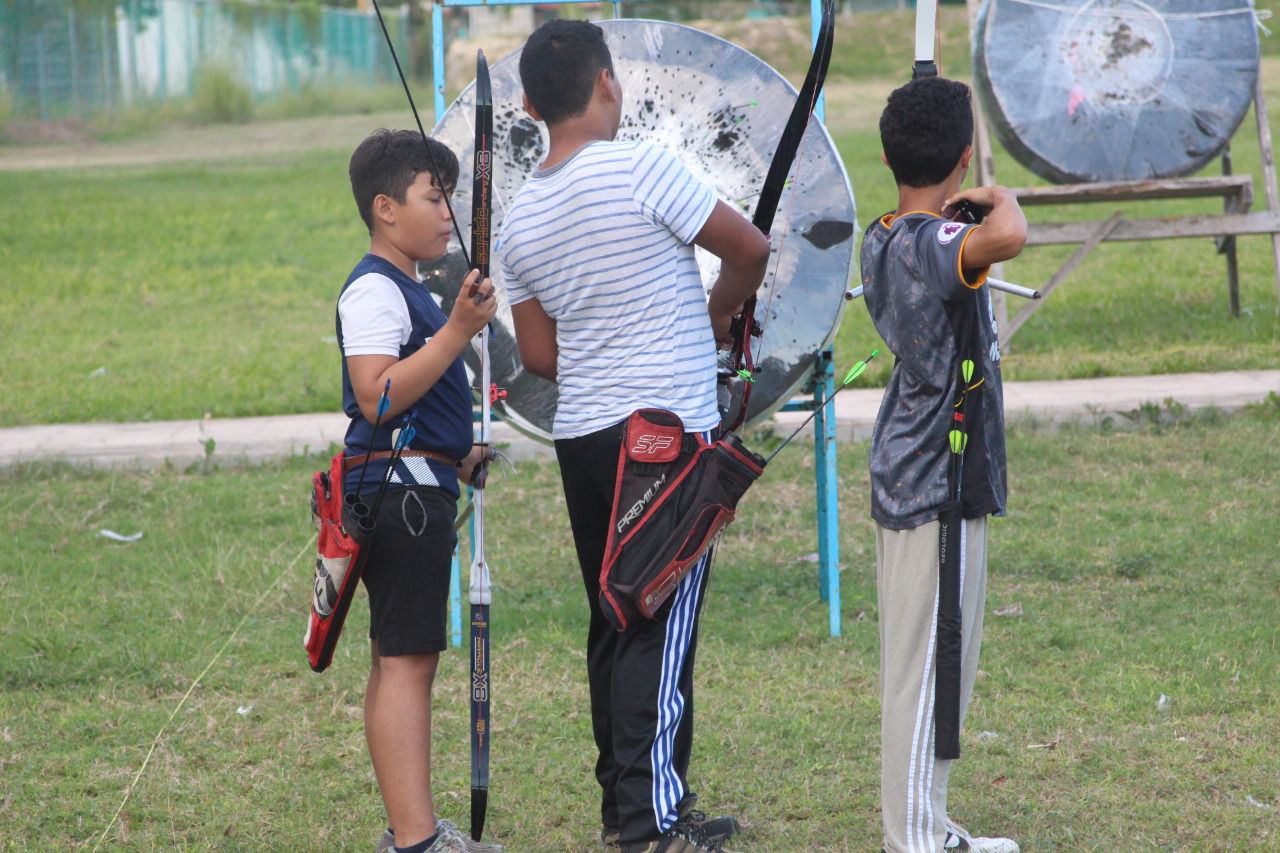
[518,19,614,125]
[879,77,973,188]
[348,128,459,234]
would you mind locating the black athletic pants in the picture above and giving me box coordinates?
[556,421,713,845]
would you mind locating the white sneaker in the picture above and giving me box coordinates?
[377,820,503,853]
[944,820,1020,853]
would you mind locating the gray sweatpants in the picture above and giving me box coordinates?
[876,516,988,853]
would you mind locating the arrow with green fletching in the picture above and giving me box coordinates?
[764,348,880,464]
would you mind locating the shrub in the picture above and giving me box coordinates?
[191,64,253,124]
[0,85,16,141]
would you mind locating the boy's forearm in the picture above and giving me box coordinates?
[354,327,472,421]
[951,186,1028,269]
[984,189,1028,258]
[707,255,769,319]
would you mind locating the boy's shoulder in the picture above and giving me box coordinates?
[863,211,970,268]
[342,253,415,297]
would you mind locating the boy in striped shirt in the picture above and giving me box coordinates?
[495,19,769,853]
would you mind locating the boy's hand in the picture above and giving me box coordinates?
[448,269,498,338]
[942,185,1007,216]
[944,186,1028,270]
[458,443,497,488]
[710,305,739,347]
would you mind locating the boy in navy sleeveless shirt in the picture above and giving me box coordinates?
[860,78,1027,853]
[340,129,500,853]
[495,19,768,853]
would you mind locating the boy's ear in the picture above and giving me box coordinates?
[959,144,974,170]
[522,92,543,122]
[880,151,890,168]
[371,192,396,229]
[596,67,618,102]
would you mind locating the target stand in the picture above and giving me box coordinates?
[425,5,856,641]
[966,0,1280,341]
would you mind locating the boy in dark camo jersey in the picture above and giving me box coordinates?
[860,77,1027,853]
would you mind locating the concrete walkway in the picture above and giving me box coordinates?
[0,370,1276,470]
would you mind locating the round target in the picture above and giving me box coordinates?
[420,19,856,443]
[974,0,1260,183]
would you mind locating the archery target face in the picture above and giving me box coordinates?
[974,0,1260,183]
[420,19,856,443]
[1063,0,1174,107]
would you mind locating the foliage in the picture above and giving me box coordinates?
[0,84,15,141]
[190,64,254,125]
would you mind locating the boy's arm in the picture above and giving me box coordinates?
[943,186,1028,270]
[511,299,557,381]
[347,271,496,422]
[696,201,771,344]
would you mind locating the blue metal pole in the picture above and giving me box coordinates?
[450,545,463,647]
[813,349,841,637]
[811,0,825,124]
[432,1,445,125]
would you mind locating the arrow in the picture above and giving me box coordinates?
[765,348,879,464]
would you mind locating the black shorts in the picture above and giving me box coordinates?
[360,486,458,656]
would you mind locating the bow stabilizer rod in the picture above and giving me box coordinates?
[913,0,940,79]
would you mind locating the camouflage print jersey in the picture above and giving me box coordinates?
[859,211,1007,531]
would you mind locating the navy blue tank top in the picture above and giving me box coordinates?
[337,254,472,499]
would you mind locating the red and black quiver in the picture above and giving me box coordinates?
[304,452,374,673]
[599,409,765,631]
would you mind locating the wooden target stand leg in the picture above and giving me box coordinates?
[1250,66,1280,306]
[964,0,1280,346]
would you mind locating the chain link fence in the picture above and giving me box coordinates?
[0,0,413,120]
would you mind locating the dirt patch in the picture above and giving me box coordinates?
[0,110,410,171]
[3,119,97,145]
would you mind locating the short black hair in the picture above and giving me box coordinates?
[348,128,459,234]
[519,19,614,125]
[879,78,974,188]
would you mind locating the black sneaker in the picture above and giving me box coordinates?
[603,795,741,849]
[619,821,735,853]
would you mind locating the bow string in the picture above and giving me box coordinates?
[723,0,836,432]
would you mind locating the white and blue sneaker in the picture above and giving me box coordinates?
[943,819,1020,853]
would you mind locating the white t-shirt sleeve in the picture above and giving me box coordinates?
[631,144,717,245]
[337,272,411,357]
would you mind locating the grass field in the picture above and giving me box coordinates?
[1,13,1278,427]
[2,403,1277,850]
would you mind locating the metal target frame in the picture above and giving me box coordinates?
[429,0,852,641]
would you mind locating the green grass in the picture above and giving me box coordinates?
[1,405,1276,850]
[0,150,356,426]
[0,6,1276,427]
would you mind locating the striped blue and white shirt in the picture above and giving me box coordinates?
[496,140,719,440]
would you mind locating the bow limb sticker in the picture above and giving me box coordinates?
[937,222,966,245]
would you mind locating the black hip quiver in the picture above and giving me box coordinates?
[599,409,765,631]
